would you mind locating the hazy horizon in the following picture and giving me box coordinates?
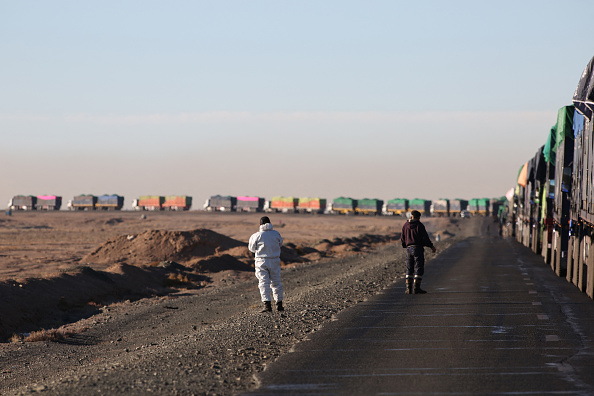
[2,1,593,210]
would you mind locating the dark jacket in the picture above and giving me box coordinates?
[400,219,434,248]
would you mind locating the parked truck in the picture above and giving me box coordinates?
[96,195,124,210]
[432,199,450,216]
[236,196,264,212]
[409,199,431,215]
[35,195,62,211]
[269,196,298,213]
[163,196,192,211]
[331,197,357,215]
[355,198,383,215]
[205,195,236,211]
[9,195,37,210]
[133,195,164,211]
[385,198,409,215]
[468,198,490,216]
[296,197,326,214]
[449,199,468,216]
[70,194,97,210]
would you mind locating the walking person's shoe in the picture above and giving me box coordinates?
[405,279,413,294]
[276,301,284,311]
[261,301,272,312]
[413,279,427,294]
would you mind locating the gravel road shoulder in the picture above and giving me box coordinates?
[1,235,463,395]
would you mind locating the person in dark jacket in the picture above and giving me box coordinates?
[400,210,436,294]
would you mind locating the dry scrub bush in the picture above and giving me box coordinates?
[164,273,194,288]
[11,328,77,343]
[10,333,24,343]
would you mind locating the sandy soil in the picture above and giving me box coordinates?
[0,211,459,280]
[0,211,497,395]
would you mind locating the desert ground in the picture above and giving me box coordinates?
[0,210,499,395]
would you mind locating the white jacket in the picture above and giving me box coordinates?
[248,223,283,259]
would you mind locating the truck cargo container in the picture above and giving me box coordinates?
[163,196,192,211]
[409,199,431,215]
[568,109,592,296]
[449,199,468,216]
[550,106,575,278]
[331,197,357,215]
[478,198,490,216]
[34,195,62,211]
[490,197,507,219]
[236,196,264,212]
[96,195,124,210]
[70,195,97,210]
[355,198,383,215]
[10,195,37,210]
[134,196,164,211]
[468,198,490,216]
[385,198,409,215]
[205,195,236,211]
[269,196,298,213]
[296,197,326,213]
[432,199,450,216]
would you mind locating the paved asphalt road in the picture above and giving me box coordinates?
[246,236,594,395]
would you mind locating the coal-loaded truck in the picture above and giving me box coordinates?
[409,198,432,216]
[449,199,469,216]
[95,195,124,210]
[236,196,265,212]
[331,197,357,215]
[133,196,192,210]
[204,195,237,211]
[163,196,192,211]
[385,198,409,215]
[133,196,164,211]
[9,195,61,211]
[68,195,98,210]
[268,196,299,213]
[355,198,383,215]
[468,198,490,216]
[431,199,450,216]
[9,195,37,210]
[296,197,326,214]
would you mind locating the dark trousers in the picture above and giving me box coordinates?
[405,245,425,279]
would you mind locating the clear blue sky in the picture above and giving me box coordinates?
[1,1,593,209]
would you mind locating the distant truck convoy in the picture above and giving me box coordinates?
[8,193,501,216]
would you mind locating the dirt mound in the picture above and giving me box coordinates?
[82,229,245,266]
[0,263,209,341]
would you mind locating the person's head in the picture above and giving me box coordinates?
[260,216,271,225]
[410,210,421,219]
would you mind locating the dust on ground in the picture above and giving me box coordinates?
[0,211,470,341]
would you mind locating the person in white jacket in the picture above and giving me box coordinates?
[248,216,284,312]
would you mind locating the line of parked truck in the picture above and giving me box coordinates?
[7,193,506,217]
[204,195,507,217]
[507,54,594,300]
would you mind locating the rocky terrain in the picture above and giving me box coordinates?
[0,212,496,395]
